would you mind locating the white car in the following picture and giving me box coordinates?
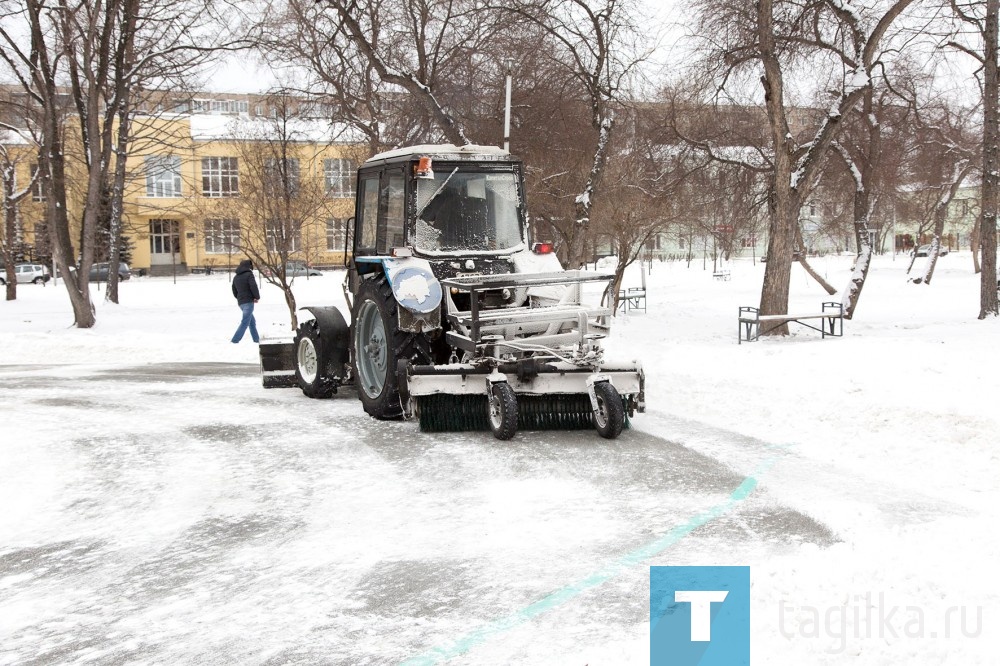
[0,263,51,285]
[913,245,949,257]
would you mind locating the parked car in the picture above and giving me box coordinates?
[913,245,949,257]
[1,263,51,285]
[89,262,132,282]
[262,261,323,278]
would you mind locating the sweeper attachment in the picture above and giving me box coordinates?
[398,270,644,438]
[260,143,644,440]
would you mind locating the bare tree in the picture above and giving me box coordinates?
[694,0,918,332]
[492,0,652,268]
[591,119,691,308]
[948,0,999,317]
[0,0,249,325]
[197,94,336,330]
[0,136,38,300]
[314,0,510,146]
[0,0,96,326]
[830,77,920,315]
[103,0,253,303]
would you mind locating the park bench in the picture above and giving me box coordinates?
[713,269,731,281]
[738,301,844,343]
[617,269,647,313]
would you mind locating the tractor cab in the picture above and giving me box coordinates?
[350,144,529,285]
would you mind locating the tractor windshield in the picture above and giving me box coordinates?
[415,169,524,254]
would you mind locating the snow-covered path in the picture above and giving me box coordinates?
[2,363,827,665]
[2,255,998,664]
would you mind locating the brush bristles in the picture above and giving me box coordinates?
[416,393,630,433]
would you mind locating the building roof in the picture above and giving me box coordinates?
[188,115,366,144]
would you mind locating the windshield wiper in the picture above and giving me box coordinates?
[416,167,459,219]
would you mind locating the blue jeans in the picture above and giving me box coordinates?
[232,302,259,343]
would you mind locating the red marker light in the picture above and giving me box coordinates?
[532,242,554,254]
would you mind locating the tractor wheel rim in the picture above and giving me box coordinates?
[356,300,387,398]
[297,337,318,383]
[594,395,608,428]
[489,391,502,428]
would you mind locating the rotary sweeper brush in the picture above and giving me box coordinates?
[259,144,644,440]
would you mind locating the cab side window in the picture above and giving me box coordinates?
[356,174,379,254]
[378,172,405,254]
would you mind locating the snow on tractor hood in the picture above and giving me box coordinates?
[511,248,579,302]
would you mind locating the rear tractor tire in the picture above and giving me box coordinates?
[487,382,518,440]
[592,382,625,439]
[294,320,336,399]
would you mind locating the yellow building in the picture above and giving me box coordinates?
[3,104,367,275]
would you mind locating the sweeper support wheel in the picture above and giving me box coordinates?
[591,381,625,439]
[487,381,518,440]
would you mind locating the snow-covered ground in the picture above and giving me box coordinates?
[1,254,997,664]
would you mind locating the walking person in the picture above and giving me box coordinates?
[231,258,260,343]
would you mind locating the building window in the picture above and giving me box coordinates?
[264,158,300,197]
[236,100,249,114]
[204,218,240,253]
[202,157,239,197]
[326,218,348,251]
[324,158,355,198]
[266,220,301,253]
[30,164,45,202]
[169,99,189,113]
[145,155,182,197]
[192,99,210,113]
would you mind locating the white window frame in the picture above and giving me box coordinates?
[201,157,239,197]
[204,218,241,254]
[324,158,355,198]
[266,220,301,253]
[264,158,300,197]
[145,155,182,197]
[30,163,45,202]
[326,218,348,251]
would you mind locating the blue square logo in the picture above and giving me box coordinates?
[650,566,750,665]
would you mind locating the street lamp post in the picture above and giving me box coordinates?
[503,58,514,152]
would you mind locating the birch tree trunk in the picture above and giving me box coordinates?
[3,192,18,301]
[912,163,973,285]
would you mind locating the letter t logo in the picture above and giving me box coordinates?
[675,590,729,641]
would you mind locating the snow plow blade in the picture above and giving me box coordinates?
[259,339,297,388]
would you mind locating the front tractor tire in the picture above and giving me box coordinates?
[294,320,336,399]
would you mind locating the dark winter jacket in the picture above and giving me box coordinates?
[232,260,260,305]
